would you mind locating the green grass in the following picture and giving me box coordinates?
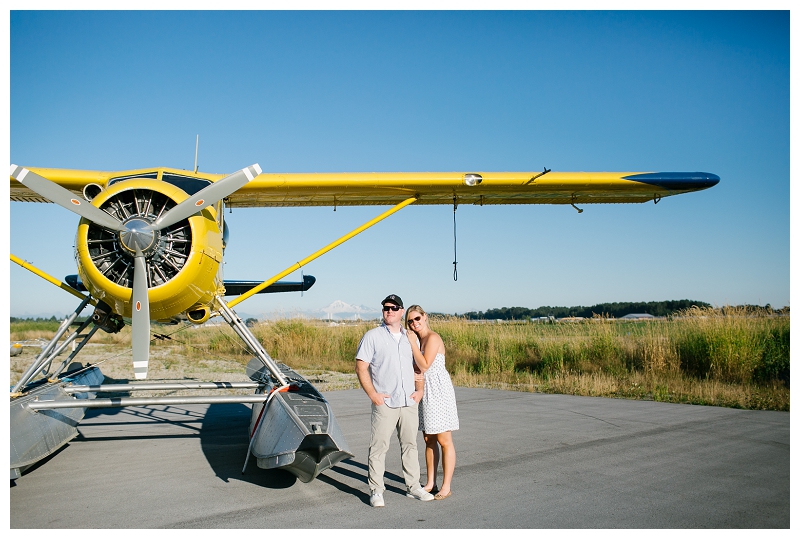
[10,306,789,411]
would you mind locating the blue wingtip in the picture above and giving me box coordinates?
[623,172,720,191]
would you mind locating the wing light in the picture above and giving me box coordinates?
[464,173,483,186]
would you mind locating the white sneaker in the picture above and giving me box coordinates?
[406,486,435,501]
[370,491,385,507]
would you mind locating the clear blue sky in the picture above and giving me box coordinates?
[6,10,790,319]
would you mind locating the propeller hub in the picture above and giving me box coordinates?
[119,218,159,255]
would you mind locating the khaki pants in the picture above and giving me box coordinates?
[368,402,420,493]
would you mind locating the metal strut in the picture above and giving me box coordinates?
[64,381,261,393]
[27,394,272,411]
[216,299,290,387]
[10,254,98,305]
[11,296,92,395]
[47,319,102,381]
[227,196,417,309]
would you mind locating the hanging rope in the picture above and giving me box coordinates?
[452,196,458,281]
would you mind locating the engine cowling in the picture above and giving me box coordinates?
[74,179,224,321]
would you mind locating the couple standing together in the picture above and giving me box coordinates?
[356,294,459,508]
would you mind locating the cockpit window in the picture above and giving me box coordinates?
[108,172,159,185]
[161,173,213,195]
[106,171,213,195]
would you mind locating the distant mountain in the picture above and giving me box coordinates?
[319,300,379,320]
[232,301,380,321]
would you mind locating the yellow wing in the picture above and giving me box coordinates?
[9,166,719,207]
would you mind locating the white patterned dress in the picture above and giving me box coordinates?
[418,353,460,434]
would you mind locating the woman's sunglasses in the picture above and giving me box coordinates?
[407,316,422,323]
[382,305,402,312]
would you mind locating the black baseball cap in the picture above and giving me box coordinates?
[382,294,403,308]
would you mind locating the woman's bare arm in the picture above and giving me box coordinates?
[408,331,442,372]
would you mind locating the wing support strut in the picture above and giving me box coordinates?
[216,299,290,387]
[10,254,101,395]
[10,254,96,305]
[11,296,93,395]
[227,196,418,308]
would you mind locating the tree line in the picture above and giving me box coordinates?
[459,300,714,320]
[10,315,63,323]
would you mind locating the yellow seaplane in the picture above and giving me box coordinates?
[8,160,719,482]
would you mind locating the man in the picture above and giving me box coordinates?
[356,294,434,507]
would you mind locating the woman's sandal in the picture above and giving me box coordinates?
[424,485,439,495]
[433,491,452,500]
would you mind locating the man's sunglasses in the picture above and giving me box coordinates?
[382,305,402,312]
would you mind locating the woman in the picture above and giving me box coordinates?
[405,304,459,500]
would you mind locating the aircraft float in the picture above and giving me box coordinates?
[8,155,719,482]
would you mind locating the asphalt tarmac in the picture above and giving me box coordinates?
[9,387,790,528]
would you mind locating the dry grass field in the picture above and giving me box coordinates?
[10,306,789,410]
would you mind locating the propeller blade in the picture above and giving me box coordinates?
[131,251,150,379]
[153,164,261,230]
[10,165,125,232]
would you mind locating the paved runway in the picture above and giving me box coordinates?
[10,387,789,528]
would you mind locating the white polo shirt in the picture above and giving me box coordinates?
[356,323,416,408]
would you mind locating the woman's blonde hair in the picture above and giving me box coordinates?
[405,304,427,331]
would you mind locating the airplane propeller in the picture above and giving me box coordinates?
[10,165,127,232]
[10,163,261,379]
[131,250,150,379]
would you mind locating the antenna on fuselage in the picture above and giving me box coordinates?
[194,135,199,174]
